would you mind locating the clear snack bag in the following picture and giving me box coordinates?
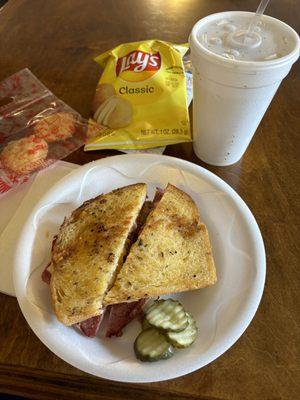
[0,69,97,194]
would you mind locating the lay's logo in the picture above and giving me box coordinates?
[116,50,161,82]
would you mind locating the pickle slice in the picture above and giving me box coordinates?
[145,299,188,332]
[165,312,197,348]
[134,328,174,362]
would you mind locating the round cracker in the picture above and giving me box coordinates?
[34,112,76,142]
[1,135,48,175]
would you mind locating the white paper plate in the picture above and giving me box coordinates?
[14,154,265,382]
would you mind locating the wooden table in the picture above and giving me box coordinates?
[0,0,299,399]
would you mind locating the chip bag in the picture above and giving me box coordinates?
[85,40,191,150]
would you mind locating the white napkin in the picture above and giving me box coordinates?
[0,175,35,237]
[0,161,78,297]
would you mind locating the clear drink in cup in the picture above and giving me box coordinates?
[190,11,300,166]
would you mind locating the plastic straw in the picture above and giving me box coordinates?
[248,0,271,32]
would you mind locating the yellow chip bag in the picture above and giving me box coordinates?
[85,40,191,150]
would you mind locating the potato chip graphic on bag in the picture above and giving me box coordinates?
[85,40,191,151]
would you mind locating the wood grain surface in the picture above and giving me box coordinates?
[0,0,299,399]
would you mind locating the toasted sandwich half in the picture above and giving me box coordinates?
[104,184,217,305]
[50,183,147,325]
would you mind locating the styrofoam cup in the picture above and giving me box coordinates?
[190,11,300,166]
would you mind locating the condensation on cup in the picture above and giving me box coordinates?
[190,11,300,166]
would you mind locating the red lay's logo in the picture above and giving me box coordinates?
[116,50,161,82]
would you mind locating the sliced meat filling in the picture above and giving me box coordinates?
[153,187,164,206]
[105,299,147,338]
[75,313,104,338]
[41,262,52,285]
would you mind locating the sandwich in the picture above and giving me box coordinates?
[104,184,216,305]
[42,183,217,338]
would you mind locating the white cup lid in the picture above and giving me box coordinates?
[190,11,300,71]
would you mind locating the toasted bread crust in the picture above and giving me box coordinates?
[104,184,217,305]
[50,183,147,325]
